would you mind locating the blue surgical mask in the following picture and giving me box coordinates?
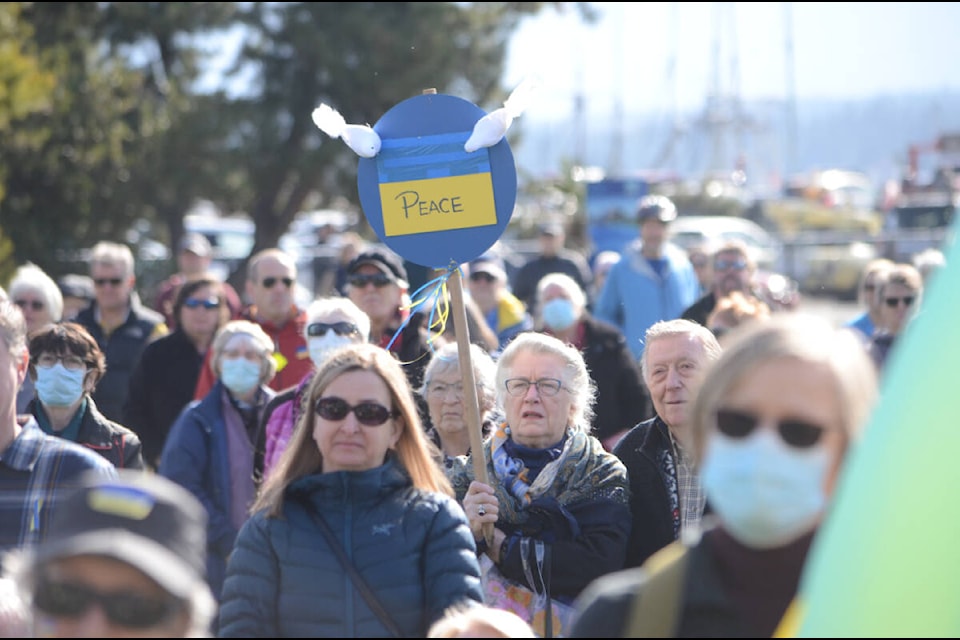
[308,333,354,367]
[220,357,262,395]
[541,298,578,331]
[35,363,86,407]
[700,427,831,549]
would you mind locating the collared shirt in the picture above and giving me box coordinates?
[0,417,116,553]
[669,430,705,535]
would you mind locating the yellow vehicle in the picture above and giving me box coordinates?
[760,169,884,237]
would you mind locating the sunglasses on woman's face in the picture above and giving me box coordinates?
[183,297,220,310]
[715,408,826,449]
[307,321,359,337]
[33,578,181,629]
[315,396,397,426]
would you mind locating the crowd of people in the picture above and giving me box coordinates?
[0,192,943,637]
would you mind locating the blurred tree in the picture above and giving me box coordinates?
[0,1,594,291]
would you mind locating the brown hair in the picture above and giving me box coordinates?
[28,322,106,388]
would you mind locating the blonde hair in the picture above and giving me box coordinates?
[427,602,536,638]
[253,343,451,517]
[690,313,878,464]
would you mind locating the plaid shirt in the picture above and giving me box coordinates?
[669,431,705,535]
[0,417,116,553]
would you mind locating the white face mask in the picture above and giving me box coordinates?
[220,357,262,395]
[700,427,831,549]
[308,333,355,367]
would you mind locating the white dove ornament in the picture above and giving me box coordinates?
[311,103,382,158]
[464,76,539,153]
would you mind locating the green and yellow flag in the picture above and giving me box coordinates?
[787,226,960,637]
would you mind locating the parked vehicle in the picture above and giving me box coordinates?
[757,169,885,237]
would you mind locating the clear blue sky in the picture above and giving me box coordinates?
[504,2,960,121]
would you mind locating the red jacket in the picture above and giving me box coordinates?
[193,306,312,400]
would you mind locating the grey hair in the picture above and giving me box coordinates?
[304,296,371,342]
[210,319,278,382]
[89,241,135,278]
[641,318,723,381]
[535,272,587,315]
[689,313,878,464]
[419,341,498,414]
[495,332,596,433]
[8,263,64,322]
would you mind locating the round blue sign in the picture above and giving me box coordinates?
[357,93,517,269]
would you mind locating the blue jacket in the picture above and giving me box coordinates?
[594,241,699,359]
[218,458,484,637]
[159,381,274,602]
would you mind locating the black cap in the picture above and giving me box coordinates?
[636,194,678,224]
[28,470,208,599]
[347,247,408,286]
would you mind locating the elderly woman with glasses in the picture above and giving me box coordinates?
[571,313,879,638]
[219,343,483,637]
[418,341,499,466]
[867,262,924,374]
[446,332,631,636]
[26,322,145,470]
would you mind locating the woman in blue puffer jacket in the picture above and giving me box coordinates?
[218,343,484,637]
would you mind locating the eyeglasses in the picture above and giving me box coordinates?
[33,578,182,629]
[262,276,294,289]
[14,299,44,311]
[93,277,124,288]
[315,396,398,426]
[884,296,915,308]
[307,321,360,337]
[715,408,826,449]
[714,259,748,271]
[183,297,220,310]
[469,272,496,283]
[35,354,87,371]
[504,378,564,397]
[347,273,393,288]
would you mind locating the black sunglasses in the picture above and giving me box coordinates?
[469,272,496,283]
[884,296,915,308]
[14,299,45,311]
[315,396,397,426]
[183,297,220,310]
[262,276,294,289]
[307,321,359,337]
[93,277,124,287]
[715,408,826,449]
[347,273,393,288]
[33,578,181,629]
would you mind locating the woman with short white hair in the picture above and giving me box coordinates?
[160,319,278,609]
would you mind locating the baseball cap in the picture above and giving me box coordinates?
[347,247,408,287]
[636,195,678,224]
[468,256,507,283]
[27,470,207,600]
[177,232,212,258]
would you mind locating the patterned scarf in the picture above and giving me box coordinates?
[448,422,629,528]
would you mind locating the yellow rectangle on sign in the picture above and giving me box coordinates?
[380,173,497,237]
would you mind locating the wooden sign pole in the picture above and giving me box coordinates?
[446,266,494,545]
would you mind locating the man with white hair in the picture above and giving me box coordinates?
[613,318,722,568]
